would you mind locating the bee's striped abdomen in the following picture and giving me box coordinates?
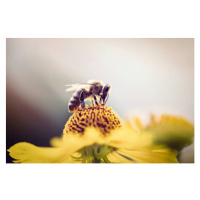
[68,89,82,112]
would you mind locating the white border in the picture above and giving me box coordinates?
[1,0,199,200]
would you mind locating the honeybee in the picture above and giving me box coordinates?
[65,80,111,112]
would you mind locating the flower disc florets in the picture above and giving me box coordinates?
[63,105,122,135]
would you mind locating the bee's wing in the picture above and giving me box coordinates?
[65,84,82,92]
[65,83,93,92]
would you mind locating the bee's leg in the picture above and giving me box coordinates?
[101,94,109,105]
[91,99,95,107]
[81,101,85,109]
[104,94,109,104]
[99,96,103,104]
[93,95,98,106]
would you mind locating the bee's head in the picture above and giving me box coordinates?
[103,84,111,95]
[101,84,111,104]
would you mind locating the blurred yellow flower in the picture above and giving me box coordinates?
[133,114,194,152]
[8,105,178,163]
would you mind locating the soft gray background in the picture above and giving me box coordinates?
[6,38,194,162]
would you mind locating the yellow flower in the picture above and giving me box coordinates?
[8,105,178,163]
[133,114,194,151]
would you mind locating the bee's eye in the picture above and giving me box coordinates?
[104,86,109,92]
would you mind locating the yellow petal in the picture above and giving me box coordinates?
[7,133,97,163]
[107,148,178,163]
[116,148,178,163]
[107,151,135,163]
[106,126,153,150]
[7,142,72,163]
[133,117,144,131]
[50,136,65,147]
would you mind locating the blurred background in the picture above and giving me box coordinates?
[6,38,194,163]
